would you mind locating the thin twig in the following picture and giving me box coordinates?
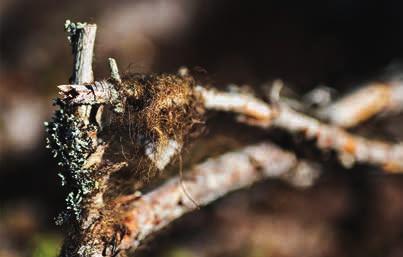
[108,57,122,83]
[65,20,97,84]
[197,86,274,121]
[196,86,403,173]
[318,82,403,128]
[64,20,97,126]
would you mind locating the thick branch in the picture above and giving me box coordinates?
[62,142,319,256]
[196,87,403,173]
[120,143,317,250]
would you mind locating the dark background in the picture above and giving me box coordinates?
[1,1,403,256]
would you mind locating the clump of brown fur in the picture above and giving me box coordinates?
[102,72,205,191]
[121,73,204,152]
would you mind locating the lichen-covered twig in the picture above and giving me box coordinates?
[196,87,403,173]
[60,142,320,257]
[317,82,403,128]
[46,21,101,225]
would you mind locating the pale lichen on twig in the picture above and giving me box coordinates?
[46,21,99,223]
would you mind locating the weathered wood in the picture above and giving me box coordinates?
[59,142,319,257]
[196,86,403,173]
[65,20,97,85]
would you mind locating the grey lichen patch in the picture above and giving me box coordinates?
[65,20,86,43]
[45,99,97,223]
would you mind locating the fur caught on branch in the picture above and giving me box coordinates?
[50,74,205,224]
[47,20,402,257]
[59,142,320,257]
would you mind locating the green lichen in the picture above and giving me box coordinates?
[64,20,86,43]
[45,99,96,223]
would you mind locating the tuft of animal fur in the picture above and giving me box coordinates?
[47,71,206,222]
[101,73,206,187]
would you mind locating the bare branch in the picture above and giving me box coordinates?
[57,81,117,105]
[318,82,403,128]
[197,86,273,121]
[197,87,403,173]
[108,57,122,83]
[65,20,97,84]
[60,142,320,257]
[63,20,97,127]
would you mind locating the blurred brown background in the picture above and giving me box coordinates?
[2,1,403,257]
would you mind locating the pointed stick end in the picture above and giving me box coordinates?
[108,57,122,83]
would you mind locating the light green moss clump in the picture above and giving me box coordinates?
[31,233,62,257]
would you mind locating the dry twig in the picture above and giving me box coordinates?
[51,21,321,257]
[52,19,403,257]
[60,142,319,256]
[318,82,403,128]
[196,86,403,173]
